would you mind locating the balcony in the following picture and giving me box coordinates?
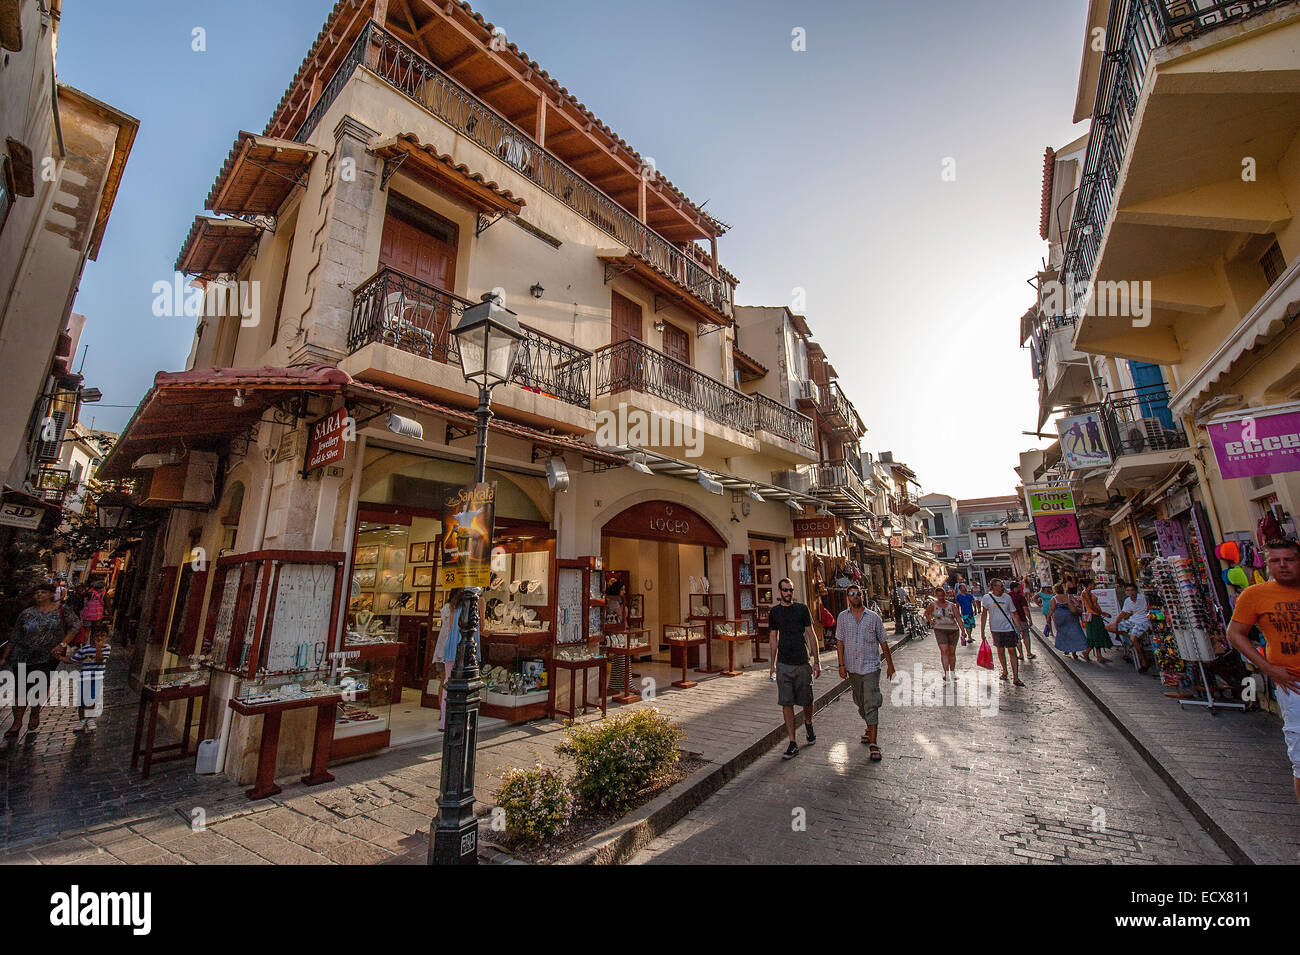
[299,22,732,322]
[341,268,594,433]
[753,393,817,462]
[794,380,821,414]
[1096,386,1192,490]
[35,467,72,506]
[802,463,870,517]
[820,380,864,438]
[1064,0,1299,363]
[594,339,758,457]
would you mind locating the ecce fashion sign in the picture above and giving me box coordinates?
[1209,409,1300,480]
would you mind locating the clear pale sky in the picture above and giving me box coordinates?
[58,0,1088,498]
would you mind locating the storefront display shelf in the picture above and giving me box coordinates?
[663,622,707,688]
[713,619,756,677]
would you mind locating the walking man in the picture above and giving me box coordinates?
[768,577,821,759]
[980,578,1025,686]
[837,584,895,761]
[1225,539,1300,805]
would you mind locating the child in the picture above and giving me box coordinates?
[68,623,111,731]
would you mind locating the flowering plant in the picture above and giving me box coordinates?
[555,708,684,811]
[496,765,574,845]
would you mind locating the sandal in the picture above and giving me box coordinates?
[1013,679,1026,687]
[999,671,1008,681]
[868,744,882,762]
[3,727,19,740]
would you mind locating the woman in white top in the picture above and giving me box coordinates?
[924,585,964,681]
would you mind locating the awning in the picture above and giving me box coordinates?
[370,134,525,215]
[98,365,352,480]
[175,216,261,276]
[206,131,320,216]
[597,249,730,326]
[1171,260,1300,416]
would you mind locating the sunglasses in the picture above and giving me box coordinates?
[779,586,794,593]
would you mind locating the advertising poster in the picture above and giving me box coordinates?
[1028,485,1084,552]
[1057,411,1112,470]
[440,482,496,589]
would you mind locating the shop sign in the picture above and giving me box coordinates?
[1155,519,1189,558]
[793,516,837,538]
[440,482,496,589]
[275,428,304,463]
[1028,485,1082,551]
[601,501,726,547]
[0,500,44,530]
[1057,411,1112,470]
[1207,408,1300,480]
[305,406,348,473]
[1027,485,1076,516]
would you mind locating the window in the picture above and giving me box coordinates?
[1261,240,1286,286]
[1001,530,1009,547]
[934,513,946,536]
[976,532,988,549]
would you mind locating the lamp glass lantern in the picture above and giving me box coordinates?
[451,297,525,390]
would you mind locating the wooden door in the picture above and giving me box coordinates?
[379,200,459,360]
[610,291,643,391]
[661,322,690,397]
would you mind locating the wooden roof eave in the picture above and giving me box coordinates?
[371,135,524,214]
[175,216,262,277]
[597,250,730,327]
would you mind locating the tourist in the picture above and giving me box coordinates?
[768,577,821,759]
[1,582,81,740]
[954,583,977,646]
[1008,580,1036,661]
[1080,578,1110,663]
[1050,582,1087,660]
[1038,581,1055,638]
[1108,582,1152,672]
[836,583,894,761]
[923,584,962,681]
[64,622,112,732]
[980,578,1024,686]
[1226,539,1300,806]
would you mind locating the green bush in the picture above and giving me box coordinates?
[555,708,684,811]
[496,764,574,845]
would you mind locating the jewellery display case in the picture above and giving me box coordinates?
[687,592,726,674]
[332,636,400,758]
[478,534,555,722]
[734,553,764,663]
[663,622,707,689]
[133,667,212,778]
[605,628,651,703]
[714,618,756,677]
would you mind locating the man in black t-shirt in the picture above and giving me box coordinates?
[768,577,822,759]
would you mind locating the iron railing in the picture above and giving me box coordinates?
[348,268,592,407]
[1101,385,1189,456]
[35,467,71,505]
[1061,0,1292,297]
[820,380,862,436]
[753,393,816,450]
[803,463,869,507]
[297,22,732,319]
[594,339,755,435]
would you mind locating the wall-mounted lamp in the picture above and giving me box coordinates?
[232,388,245,408]
[652,319,666,334]
[529,283,545,299]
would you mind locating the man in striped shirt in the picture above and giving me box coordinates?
[836,585,894,761]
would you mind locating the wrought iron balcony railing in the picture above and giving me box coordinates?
[298,22,732,319]
[594,338,755,435]
[820,380,863,436]
[349,268,592,408]
[1062,0,1290,298]
[803,463,869,509]
[1101,385,1189,457]
[753,393,816,450]
[36,467,72,505]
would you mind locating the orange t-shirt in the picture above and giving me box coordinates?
[1230,581,1300,674]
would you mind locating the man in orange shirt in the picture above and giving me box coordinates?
[1226,538,1300,806]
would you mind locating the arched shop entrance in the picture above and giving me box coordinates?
[342,447,554,755]
[600,501,729,675]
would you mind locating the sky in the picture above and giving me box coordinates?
[57,0,1090,499]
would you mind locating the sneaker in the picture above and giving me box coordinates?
[805,723,816,746]
[84,719,97,732]
[72,719,86,733]
[782,740,799,760]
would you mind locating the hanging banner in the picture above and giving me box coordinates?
[1057,411,1112,470]
[440,482,496,589]
[1028,485,1083,551]
[1207,408,1300,480]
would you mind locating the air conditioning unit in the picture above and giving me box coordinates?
[771,469,812,494]
[794,380,820,404]
[141,451,218,507]
[1140,417,1175,451]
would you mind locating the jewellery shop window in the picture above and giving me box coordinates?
[480,531,554,715]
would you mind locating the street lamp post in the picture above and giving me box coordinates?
[882,521,901,635]
[430,293,525,866]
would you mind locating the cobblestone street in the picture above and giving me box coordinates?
[632,635,1231,865]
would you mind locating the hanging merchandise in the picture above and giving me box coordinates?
[1150,557,1216,662]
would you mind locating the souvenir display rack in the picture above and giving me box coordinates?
[664,623,707,689]
[132,667,211,778]
[1150,556,1244,712]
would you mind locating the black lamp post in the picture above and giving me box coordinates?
[430,292,525,866]
[882,521,901,635]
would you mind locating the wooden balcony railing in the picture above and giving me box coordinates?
[594,339,755,435]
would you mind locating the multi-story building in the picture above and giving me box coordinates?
[948,495,1032,589]
[98,1,892,782]
[0,0,137,603]
[1019,0,1300,595]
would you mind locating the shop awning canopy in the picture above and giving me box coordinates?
[175,216,261,276]
[98,365,352,480]
[370,134,524,216]
[600,446,824,511]
[206,131,320,216]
